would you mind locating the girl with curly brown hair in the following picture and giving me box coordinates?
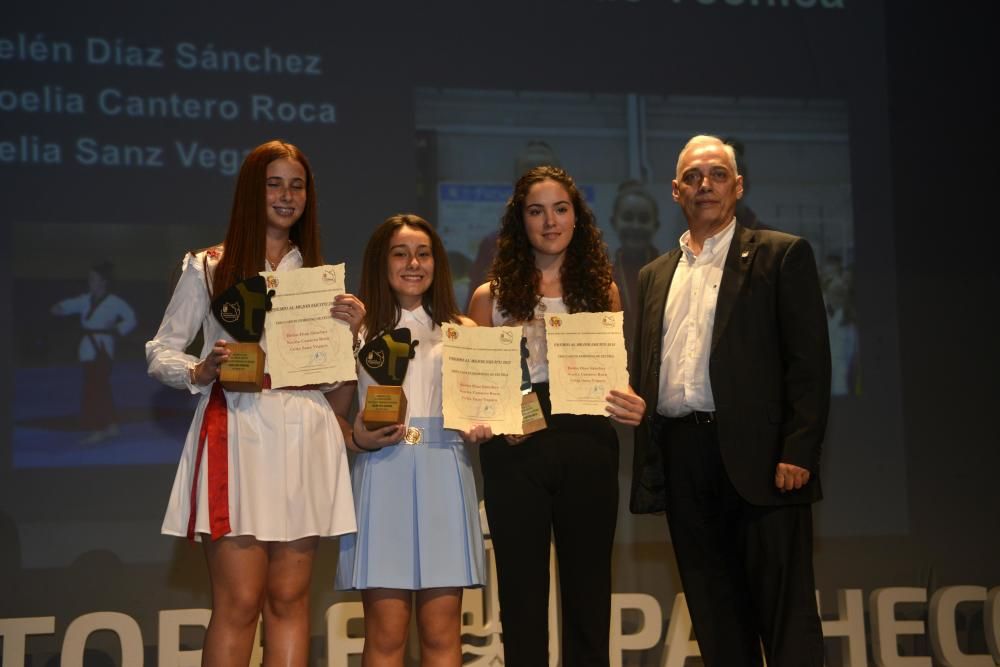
[468,166,645,666]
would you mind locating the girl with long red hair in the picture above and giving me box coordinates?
[147,140,363,666]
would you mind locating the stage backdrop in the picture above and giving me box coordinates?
[1,1,997,665]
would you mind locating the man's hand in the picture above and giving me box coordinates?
[606,387,646,426]
[774,462,811,492]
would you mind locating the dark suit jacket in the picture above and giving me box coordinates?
[629,223,831,513]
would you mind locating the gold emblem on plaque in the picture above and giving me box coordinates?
[404,426,423,444]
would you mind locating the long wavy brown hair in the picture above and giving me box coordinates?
[210,140,323,297]
[489,166,613,322]
[359,214,462,343]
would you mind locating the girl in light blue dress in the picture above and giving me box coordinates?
[335,214,485,666]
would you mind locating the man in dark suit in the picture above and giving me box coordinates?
[629,135,831,666]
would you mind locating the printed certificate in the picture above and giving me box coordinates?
[544,311,628,416]
[260,264,357,388]
[441,323,524,434]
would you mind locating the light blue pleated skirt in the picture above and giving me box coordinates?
[335,417,486,590]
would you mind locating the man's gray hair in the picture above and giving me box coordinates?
[675,135,739,178]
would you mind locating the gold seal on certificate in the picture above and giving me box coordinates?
[442,324,525,434]
[358,328,418,430]
[260,264,358,388]
[211,275,271,392]
[545,311,629,416]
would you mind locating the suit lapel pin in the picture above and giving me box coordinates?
[740,248,750,259]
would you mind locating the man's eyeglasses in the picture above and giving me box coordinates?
[679,167,732,186]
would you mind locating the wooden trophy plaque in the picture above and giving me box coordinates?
[359,329,418,430]
[211,275,271,392]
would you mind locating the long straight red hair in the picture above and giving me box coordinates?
[211,140,323,297]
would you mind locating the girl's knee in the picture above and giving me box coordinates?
[365,621,408,656]
[213,589,264,627]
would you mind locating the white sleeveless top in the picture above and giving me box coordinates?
[491,295,567,384]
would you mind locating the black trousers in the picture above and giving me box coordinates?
[480,384,619,667]
[657,416,824,667]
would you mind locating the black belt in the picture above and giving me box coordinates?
[660,411,716,425]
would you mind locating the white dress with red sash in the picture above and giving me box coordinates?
[147,248,357,542]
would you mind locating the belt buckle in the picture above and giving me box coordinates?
[693,411,714,424]
[403,426,423,445]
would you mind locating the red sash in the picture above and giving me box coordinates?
[187,382,230,541]
[186,377,324,541]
